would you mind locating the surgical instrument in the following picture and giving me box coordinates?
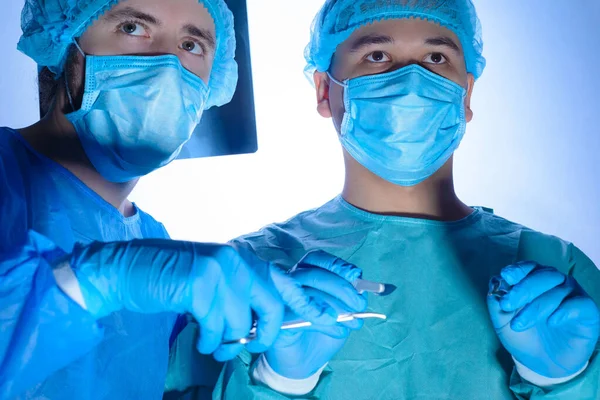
[222,312,387,345]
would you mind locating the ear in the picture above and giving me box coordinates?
[314,72,332,119]
[464,73,475,123]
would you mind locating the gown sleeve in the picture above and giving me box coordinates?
[510,230,600,399]
[0,149,103,400]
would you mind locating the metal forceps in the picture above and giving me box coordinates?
[489,276,511,298]
[222,312,387,345]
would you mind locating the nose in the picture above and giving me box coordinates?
[145,37,185,64]
[136,38,196,75]
[386,59,421,73]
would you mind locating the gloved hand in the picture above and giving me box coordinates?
[487,261,600,379]
[68,240,342,361]
[264,250,367,379]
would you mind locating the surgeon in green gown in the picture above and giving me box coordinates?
[206,0,600,399]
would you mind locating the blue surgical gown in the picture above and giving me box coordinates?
[0,127,179,399]
[213,196,600,399]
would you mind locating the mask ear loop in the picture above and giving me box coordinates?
[326,71,347,88]
[64,39,86,113]
[325,71,351,136]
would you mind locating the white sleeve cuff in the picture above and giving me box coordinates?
[514,357,588,388]
[52,261,87,310]
[251,354,327,396]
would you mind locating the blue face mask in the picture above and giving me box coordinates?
[65,44,210,183]
[328,64,467,186]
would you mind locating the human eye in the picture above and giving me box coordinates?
[365,50,391,63]
[180,39,205,56]
[118,21,149,37]
[423,52,447,65]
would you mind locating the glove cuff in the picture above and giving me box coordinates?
[514,357,588,387]
[252,354,326,396]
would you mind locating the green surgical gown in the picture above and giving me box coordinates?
[212,196,600,399]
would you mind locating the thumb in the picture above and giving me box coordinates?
[297,250,362,283]
[270,267,338,326]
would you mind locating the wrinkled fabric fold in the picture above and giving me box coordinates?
[211,196,600,399]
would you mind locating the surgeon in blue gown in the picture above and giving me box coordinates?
[0,0,367,398]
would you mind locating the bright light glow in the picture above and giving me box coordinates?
[1,1,599,264]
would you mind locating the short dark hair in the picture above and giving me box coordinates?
[38,45,82,117]
[38,66,59,117]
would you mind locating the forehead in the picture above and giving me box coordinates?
[104,0,215,31]
[338,18,463,53]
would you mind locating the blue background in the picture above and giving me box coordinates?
[455,1,600,264]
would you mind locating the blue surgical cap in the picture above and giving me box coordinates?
[305,0,486,80]
[18,0,237,109]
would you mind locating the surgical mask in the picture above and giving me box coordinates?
[65,42,209,183]
[328,64,467,186]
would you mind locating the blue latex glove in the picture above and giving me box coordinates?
[265,250,367,379]
[487,261,600,378]
[69,240,339,361]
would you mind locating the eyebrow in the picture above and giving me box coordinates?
[424,36,461,54]
[183,24,216,50]
[349,34,394,52]
[104,6,161,26]
[104,7,216,51]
